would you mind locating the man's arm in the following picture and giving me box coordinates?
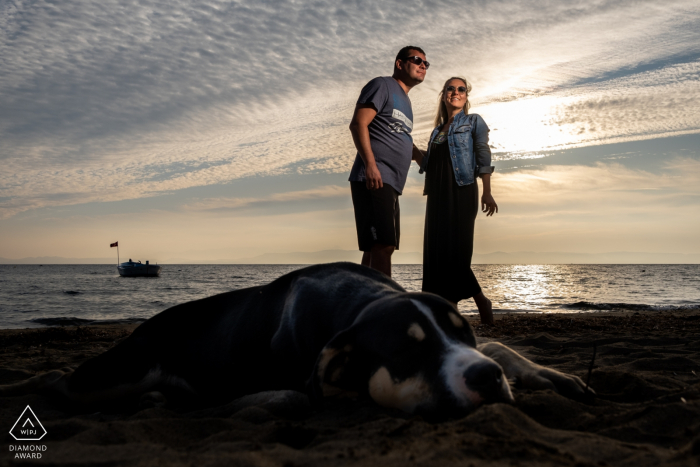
[349,104,382,190]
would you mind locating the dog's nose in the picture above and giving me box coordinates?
[463,361,504,400]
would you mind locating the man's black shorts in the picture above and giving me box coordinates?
[350,181,400,252]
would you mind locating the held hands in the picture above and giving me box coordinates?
[481,193,498,216]
[365,163,384,190]
[411,145,426,166]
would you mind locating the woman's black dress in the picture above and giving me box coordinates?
[422,135,481,303]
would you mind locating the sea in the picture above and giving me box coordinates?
[0,264,699,329]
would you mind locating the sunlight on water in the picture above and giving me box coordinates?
[0,264,698,328]
[393,264,700,315]
[492,265,556,310]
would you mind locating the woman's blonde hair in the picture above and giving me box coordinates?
[434,77,472,128]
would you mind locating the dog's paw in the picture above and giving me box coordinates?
[478,342,595,400]
[519,367,593,398]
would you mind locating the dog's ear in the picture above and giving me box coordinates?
[306,328,365,405]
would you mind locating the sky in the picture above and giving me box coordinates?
[1,0,699,263]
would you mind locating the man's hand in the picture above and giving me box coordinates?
[349,104,383,189]
[365,162,383,190]
[481,193,498,216]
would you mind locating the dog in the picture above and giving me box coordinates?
[0,262,590,418]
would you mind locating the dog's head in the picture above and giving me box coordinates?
[307,293,513,419]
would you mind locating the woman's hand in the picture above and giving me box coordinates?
[481,193,498,216]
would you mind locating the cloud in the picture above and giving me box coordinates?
[474,59,700,154]
[548,61,700,139]
[182,185,348,213]
[497,158,700,210]
[1,0,699,217]
[438,158,700,256]
[3,159,698,261]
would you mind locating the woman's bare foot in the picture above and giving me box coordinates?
[473,292,494,325]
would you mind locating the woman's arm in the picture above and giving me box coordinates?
[480,173,498,216]
[473,115,495,177]
[473,115,497,216]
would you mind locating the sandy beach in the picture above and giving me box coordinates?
[2,311,699,466]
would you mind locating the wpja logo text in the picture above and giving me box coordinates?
[8,445,47,460]
[8,405,48,460]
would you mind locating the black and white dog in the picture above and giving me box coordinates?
[1,263,590,418]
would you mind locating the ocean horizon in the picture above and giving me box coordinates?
[1,263,699,329]
[3,249,700,264]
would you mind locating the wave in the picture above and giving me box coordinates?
[29,317,147,327]
[562,301,700,312]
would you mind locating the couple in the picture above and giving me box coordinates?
[348,46,498,325]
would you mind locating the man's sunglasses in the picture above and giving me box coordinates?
[445,85,467,94]
[404,56,430,69]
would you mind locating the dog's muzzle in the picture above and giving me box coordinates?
[464,361,510,404]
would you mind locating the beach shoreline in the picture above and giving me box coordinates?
[1,312,699,466]
[5,306,700,332]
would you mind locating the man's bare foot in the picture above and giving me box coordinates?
[473,292,494,325]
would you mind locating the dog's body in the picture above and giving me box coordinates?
[1,263,590,418]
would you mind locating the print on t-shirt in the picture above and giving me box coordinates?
[391,95,413,133]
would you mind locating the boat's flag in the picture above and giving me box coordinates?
[110,241,118,248]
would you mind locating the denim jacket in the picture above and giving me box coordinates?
[419,112,494,186]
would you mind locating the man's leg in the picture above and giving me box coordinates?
[351,182,399,276]
[367,184,399,277]
[369,243,395,277]
[351,182,375,267]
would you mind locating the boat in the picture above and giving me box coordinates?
[117,259,161,277]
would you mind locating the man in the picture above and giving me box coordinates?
[348,46,428,277]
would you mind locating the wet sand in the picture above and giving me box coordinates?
[1,311,700,466]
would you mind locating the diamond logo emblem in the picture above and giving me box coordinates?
[9,406,47,441]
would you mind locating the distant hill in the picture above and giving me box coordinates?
[472,251,700,264]
[2,250,698,264]
[0,256,116,264]
[221,250,422,264]
[221,250,700,264]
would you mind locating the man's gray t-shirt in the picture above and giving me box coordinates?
[348,76,414,194]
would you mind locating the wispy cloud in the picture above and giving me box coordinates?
[470,158,700,253]
[3,158,697,260]
[1,0,699,218]
[481,60,700,153]
[182,185,348,212]
[497,159,700,209]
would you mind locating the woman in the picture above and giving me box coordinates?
[418,77,498,325]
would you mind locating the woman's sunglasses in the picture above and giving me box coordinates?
[445,85,467,94]
[405,56,430,69]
